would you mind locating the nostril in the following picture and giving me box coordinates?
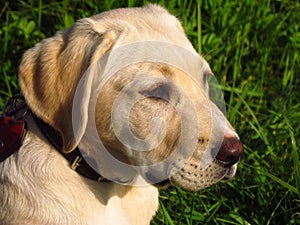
[216,138,243,167]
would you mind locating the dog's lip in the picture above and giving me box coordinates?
[221,164,238,181]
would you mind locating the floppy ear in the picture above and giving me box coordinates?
[19,18,118,152]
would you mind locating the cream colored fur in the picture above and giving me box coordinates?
[0,5,240,225]
[0,115,158,225]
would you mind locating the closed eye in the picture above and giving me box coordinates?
[139,82,171,101]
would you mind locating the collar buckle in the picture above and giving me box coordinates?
[71,155,82,170]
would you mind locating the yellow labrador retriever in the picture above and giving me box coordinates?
[0,5,243,225]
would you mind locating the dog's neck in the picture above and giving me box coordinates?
[31,112,109,182]
[1,126,159,225]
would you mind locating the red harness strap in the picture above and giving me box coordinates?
[0,116,27,162]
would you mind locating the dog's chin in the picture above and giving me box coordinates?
[144,172,171,189]
[152,179,171,189]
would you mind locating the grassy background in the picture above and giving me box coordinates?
[0,0,299,224]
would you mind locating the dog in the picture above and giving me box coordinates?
[0,5,243,225]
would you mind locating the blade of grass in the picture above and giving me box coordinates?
[188,192,196,224]
[266,191,289,225]
[205,200,223,223]
[159,200,175,225]
[197,0,202,53]
[38,0,42,28]
[235,92,272,153]
[289,127,300,199]
[257,169,298,196]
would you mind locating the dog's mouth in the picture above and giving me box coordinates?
[221,164,238,181]
[143,162,238,190]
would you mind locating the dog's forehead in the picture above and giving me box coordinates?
[85,6,212,83]
[95,41,208,88]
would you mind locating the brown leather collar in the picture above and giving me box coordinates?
[1,94,108,182]
[32,113,107,181]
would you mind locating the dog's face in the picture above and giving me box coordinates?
[19,5,243,191]
[95,60,242,191]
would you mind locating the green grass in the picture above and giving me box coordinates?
[1,0,299,224]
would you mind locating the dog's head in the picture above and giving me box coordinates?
[19,5,243,191]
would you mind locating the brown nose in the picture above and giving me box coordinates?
[216,138,243,167]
